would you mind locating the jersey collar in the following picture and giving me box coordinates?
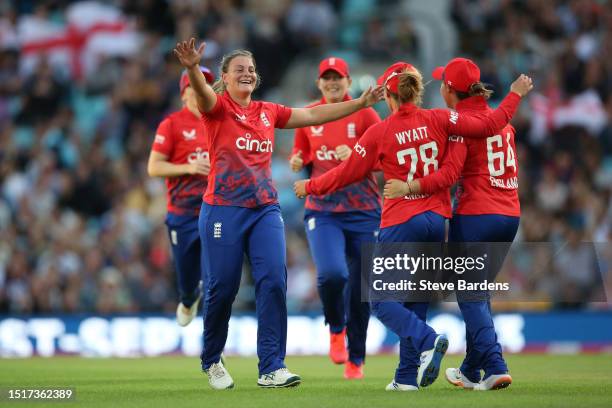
[397,102,419,115]
[455,96,489,112]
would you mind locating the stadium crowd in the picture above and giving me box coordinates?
[0,0,610,314]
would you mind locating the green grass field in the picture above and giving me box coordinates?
[1,354,611,407]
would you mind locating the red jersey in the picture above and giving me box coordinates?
[202,92,292,207]
[152,107,209,216]
[418,96,520,216]
[293,97,382,212]
[306,92,521,228]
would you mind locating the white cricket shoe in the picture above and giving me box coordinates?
[385,380,418,391]
[417,334,449,387]
[257,368,301,388]
[204,361,234,390]
[445,368,477,389]
[474,373,512,390]
[176,284,203,327]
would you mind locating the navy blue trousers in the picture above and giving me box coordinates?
[449,214,520,381]
[372,211,445,386]
[199,203,288,375]
[166,213,204,308]
[304,210,379,365]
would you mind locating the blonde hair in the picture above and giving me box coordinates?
[456,82,494,100]
[211,49,261,94]
[389,68,424,106]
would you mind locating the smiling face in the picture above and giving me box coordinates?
[317,70,351,103]
[222,56,258,98]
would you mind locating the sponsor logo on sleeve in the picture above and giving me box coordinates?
[354,143,366,157]
[154,134,165,144]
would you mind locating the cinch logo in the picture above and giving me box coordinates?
[354,143,366,158]
[187,147,208,163]
[315,145,338,161]
[235,133,273,153]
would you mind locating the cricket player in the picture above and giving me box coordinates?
[289,57,381,379]
[173,38,383,389]
[147,65,215,326]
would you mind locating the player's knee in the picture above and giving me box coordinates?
[207,279,239,301]
[259,272,286,294]
[317,267,348,289]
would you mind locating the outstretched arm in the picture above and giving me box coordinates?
[283,86,383,129]
[174,38,217,113]
[294,126,379,197]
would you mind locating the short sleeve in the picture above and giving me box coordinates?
[203,93,227,120]
[360,107,382,131]
[152,118,173,156]
[273,103,292,129]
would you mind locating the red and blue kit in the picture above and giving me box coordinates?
[293,97,382,212]
[417,96,520,217]
[306,92,521,228]
[202,91,291,207]
[199,91,292,376]
[152,107,209,216]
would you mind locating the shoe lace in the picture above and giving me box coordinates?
[208,363,226,379]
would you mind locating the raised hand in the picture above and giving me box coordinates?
[174,38,205,69]
[290,150,304,172]
[510,74,534,97]
[359,85,384,108]
[335,145,352,161]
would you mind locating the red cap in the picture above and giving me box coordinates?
[180,66,215,94]
[318,57,349,78]
[378,61,415,93]
[432,58,480,93]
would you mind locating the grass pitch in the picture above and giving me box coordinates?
[1,354,611,408]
